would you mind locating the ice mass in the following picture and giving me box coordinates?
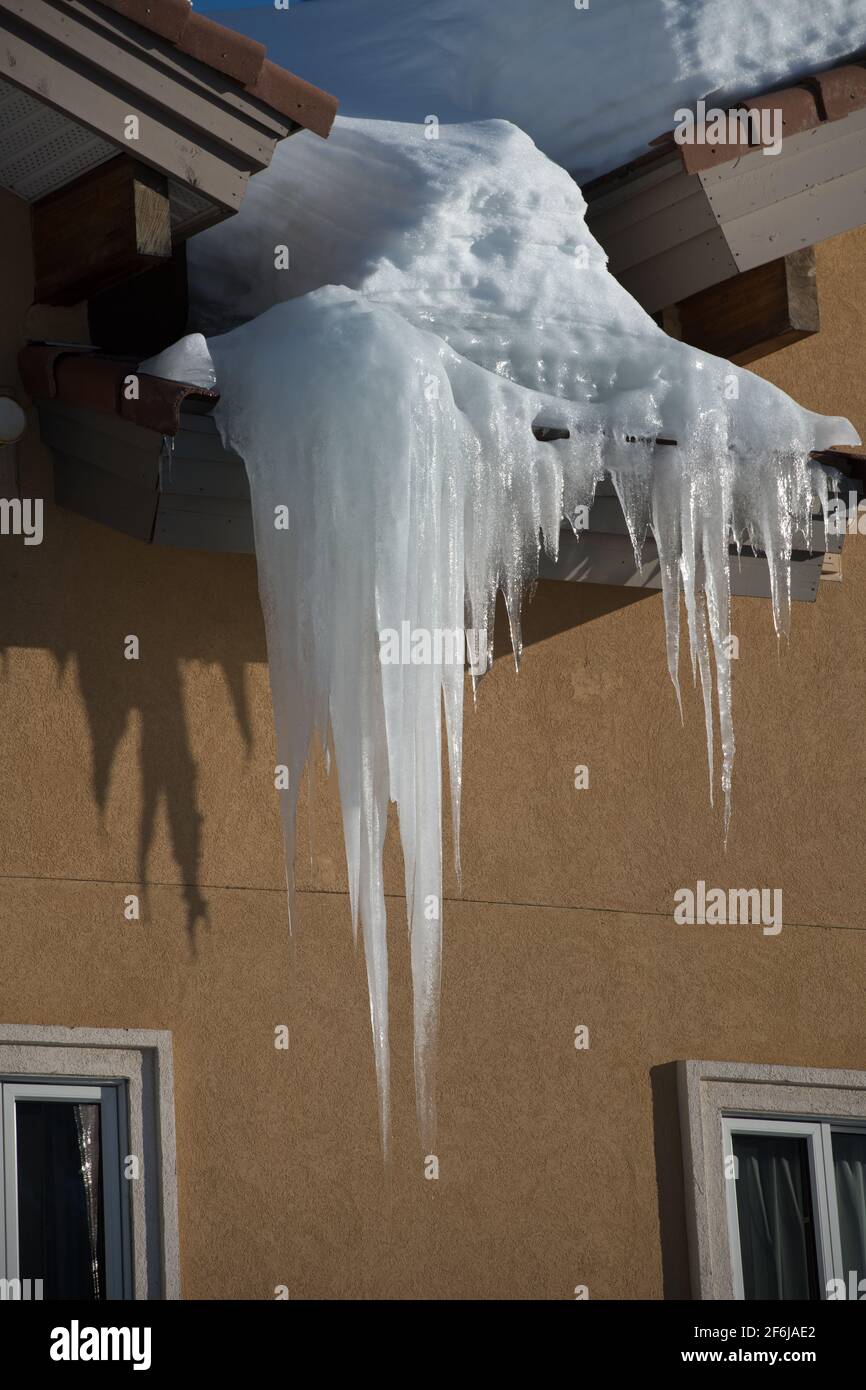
[143,0,866,1150]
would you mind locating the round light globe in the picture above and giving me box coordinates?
[0,396,26,445]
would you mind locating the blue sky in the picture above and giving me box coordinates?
[198,1,313,11]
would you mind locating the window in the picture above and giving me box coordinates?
[1,1080,129,1299]
[678,1060,866,1300]
[723,1116,866,1300]
[0,1027,179,1300]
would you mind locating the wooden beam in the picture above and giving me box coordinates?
[0,12,248,215]
[9,0,279,169]
[32,155,171,305]
[661,248,820,364]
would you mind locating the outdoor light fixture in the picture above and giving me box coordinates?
[0,390,25,446]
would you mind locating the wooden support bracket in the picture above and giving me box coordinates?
[32,155,172,306]
[661,248,820,365]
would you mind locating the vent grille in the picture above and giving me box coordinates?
[0,77,117,201]
[167,179,217,237]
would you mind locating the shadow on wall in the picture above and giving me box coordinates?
[0,476,267,952]
[0,440,651,951]
[650,1062,693,1300]
[492,577,653,660]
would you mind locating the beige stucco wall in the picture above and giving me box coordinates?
[1,182,865,1299]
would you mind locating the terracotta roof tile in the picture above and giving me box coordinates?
[97,0,190,44]
[248,61,336,140]
[94,0,337,138]
[680,84,823,175]
[810,64,866,122]
[18,345,219,436]
[634,55,866,179]
[180,12,266,88]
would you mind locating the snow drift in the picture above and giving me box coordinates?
[162,1,864,1150]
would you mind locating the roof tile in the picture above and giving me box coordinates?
[18,346,219,436]
[811,63,866,122]
[93,0,337,137]
[181,12,266,89]
[672,57,866,177]
[96,0,189,44]
[249,61,338,140]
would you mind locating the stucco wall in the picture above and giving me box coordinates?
[1,183,865,1299]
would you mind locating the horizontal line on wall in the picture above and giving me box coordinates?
[0,871,861,934]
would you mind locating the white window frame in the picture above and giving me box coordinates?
[678,1060,866,1299]
[1,1080,128,1299]
[0,1027,179,1299]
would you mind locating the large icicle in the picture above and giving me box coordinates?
[155,4,866,1151]
[201,195,855,1155]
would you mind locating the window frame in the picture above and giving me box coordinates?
[721,1114,844,1299]
[0,1027,179,1300]
[678,1060,866,1300]
[1,1079,128,1299]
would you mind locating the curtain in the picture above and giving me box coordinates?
[73,1104,102,1301]
[16,1099,105,1299]
[832,1131,866,1289]
[732,1133,820,1299]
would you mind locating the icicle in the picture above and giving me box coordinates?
[141,71,861,1151]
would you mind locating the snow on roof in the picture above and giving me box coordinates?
[210,0,866,180]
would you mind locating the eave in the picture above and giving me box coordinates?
[18,347,863,602]
[0,0,337,301]
[583,56,866,354]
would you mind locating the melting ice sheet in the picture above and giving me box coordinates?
[155,2,864,1151]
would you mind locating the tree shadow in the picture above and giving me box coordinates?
[0,458,652,955]
[0,486,265,955]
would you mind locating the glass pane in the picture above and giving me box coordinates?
[15,1100,106,1300]
[832,1130,866,1289]
[732,1132,820,1300]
